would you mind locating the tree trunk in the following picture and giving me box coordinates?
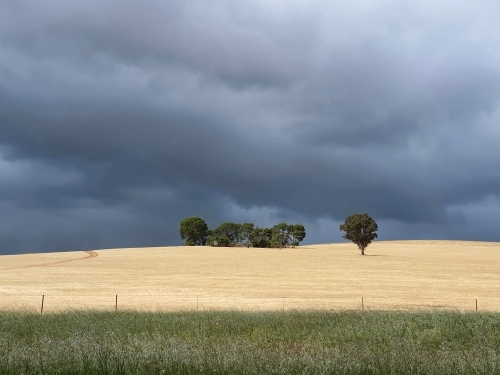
[361,246,365,255]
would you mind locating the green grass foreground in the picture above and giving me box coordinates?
[1,310,500,374]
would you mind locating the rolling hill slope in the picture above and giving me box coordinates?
[1,241,499,312]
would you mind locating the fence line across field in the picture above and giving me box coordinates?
[1,294,498,313]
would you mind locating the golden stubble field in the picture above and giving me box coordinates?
[1,241,500,312]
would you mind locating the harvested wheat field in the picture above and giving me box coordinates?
[1,240,499,312]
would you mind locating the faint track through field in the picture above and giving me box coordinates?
[0,251,99,271]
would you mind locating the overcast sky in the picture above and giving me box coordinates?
[1,0,500,254]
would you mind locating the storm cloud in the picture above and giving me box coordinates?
[1,0,500,254]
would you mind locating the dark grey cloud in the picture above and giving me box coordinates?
[1,0,500,254]
[0,0,300,89]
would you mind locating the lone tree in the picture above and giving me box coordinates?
[339,213,378,255]
[180,216,208,246]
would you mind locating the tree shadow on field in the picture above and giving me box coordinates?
[361,254,388,257]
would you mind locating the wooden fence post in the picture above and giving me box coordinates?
[115,295,118,311]
[362,297,364,311]
[40,295,44,314]
[476,299,477,311]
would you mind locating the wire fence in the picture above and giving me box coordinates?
[2,294,500,313]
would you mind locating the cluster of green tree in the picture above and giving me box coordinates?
[179,217,306,248]
[179,212,378,254]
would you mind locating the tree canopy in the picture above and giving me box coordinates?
[270,223,306,248]
[207,222,240,247]
[180,218,306,248]
[179,216,208,246]
[339,213,378,255]
[290,224,306,247]
[248,227,273,248]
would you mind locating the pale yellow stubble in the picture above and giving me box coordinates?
[1,241,499,312]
